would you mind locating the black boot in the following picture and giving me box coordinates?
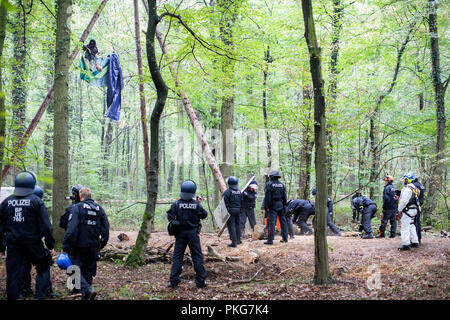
[410,243,419,248]
[228,242,237,248]
[398,244,410,251]
[362,233,373,239]
[264,241,273,245]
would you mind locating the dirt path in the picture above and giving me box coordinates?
[1,231,448,300]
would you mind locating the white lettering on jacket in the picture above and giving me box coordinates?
[179,203,197,209]
[8,199,31,207]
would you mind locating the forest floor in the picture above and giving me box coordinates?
[0,229,449,300]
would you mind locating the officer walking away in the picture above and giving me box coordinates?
[412,177,425,244]
[60,184,83,230]
[223,176,243,247]
[397,173,420,251]
[240,180,258,237]
[263,170,288,244]
[62,187,109,300]
[377,175,398,238]
[351,190,362,223]
[167,180,207,289]
[0,172,55,300]
[352,195,377,239]
[20,185,58,299]
[288,199,314,235]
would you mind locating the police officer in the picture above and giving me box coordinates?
[240,180,258,236]
[351,190,362,223]
[377,175,397,238]
[312,188,341,236]
[285,200,295,239]
[413,177,425,244]
[167,180,207,288]
[263,170,288,244]
[352,195,377,239]
[0,172,55,300]
[60,184,83,230]
[397,173,420,250]
[62,187,109,300]
[288,199,314,235]
[223,176,243,247]
[20,185,58,299]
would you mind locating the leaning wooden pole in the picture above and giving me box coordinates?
[155,27,227,194]
[1,0,110,182]
[133,0,150,192]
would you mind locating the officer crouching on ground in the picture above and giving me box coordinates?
[167,180,207,289]
[0,172,55,300]
[62,187,109,300]
[352,195,377,239]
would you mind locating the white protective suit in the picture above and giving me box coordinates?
[397,183,420,246]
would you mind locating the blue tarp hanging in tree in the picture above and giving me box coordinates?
[105,53,123,122]
[80,53,123,122]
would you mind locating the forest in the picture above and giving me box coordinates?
[0,0,448,302]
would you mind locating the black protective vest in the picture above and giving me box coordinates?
[175,199,203,230]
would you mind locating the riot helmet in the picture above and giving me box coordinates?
[227,176,239,190]
[71,184,83,202]
[13,172,36,197]
[180,180,197,200]
[268,170,281,180]
[33,185,44,199]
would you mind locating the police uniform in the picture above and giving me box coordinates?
[351,193,362,222]
[352,196,377,238]
[0,193,55,300]
[263,178,288,243]
[378,182,398,238]
[325,197,341,236]
[167,198,207,288]
[223,186,243,246]
[62,198,109,299]
[240,186,257,235]
[288,199,314,235]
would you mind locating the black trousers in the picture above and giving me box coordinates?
[268,208,288,242]
[296,213,313,234]
[170,228,206,287]
[227,213,241,244]
[240,207,256,235]
[415,211,422,243]
[69,246,98,296]
[378,209,397,237]
[326,212,341,235]
[6,242,52,300]
[361,204,377,235]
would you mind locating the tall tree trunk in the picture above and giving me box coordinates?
[218,0,238,179]
[1,0,110,182]
[326,0,343,197]
[134,0,150,192]
[0,2,8,190]
[10,0,28,174]
[177,100,184,186]
[262,46,272,169]
[298,86,314,200]
[423,0,448,218]
[126,0,168,266]
[302,0,332,285]
[368,18,417,198]
[52,0,72,245]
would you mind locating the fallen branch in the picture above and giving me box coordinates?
[211,267,264,288]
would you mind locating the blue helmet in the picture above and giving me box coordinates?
[180,180,197,200]
[312,187,317,196]
[14,172,36,197]
[56,253,72,270]
[227,176,239,189]
[33,185,44,199]
[401,172,416,184]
